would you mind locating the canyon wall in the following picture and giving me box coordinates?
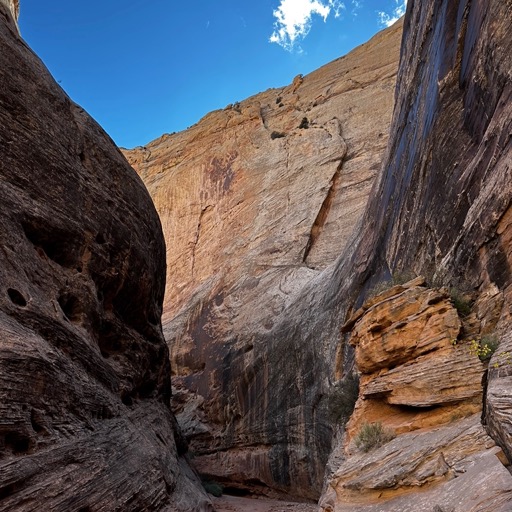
[0,3,210,510]
[124,20,402,498]
[321,0,512,509]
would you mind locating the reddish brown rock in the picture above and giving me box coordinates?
[0,3,210,510]
[349,285,461,374]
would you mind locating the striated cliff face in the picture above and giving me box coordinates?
[321,0,512,510]
[124,20,402,498]
[0,3,210,511]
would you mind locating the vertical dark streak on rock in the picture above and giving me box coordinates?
[303,153,347,267]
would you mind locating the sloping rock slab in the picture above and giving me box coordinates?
[321,416,512,512]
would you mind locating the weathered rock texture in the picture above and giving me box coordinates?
[0,3,210,510]
[320,279,512,510]
[0,0,18,22]
[320,0,512,510]
[124,19,402,498]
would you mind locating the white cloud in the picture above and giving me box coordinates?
[350,0,362,16]
[270,0,346,51]
[377,0,407,27]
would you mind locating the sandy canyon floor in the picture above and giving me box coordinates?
[211,495,318,512]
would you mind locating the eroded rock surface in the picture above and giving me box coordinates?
[0,0,18,22]
[0,3,210,510]
[321,280,512,511]
[124,19,402,498]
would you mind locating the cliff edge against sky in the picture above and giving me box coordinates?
[0,2,210,510]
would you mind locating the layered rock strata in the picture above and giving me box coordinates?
[320,279,512,510]
[0,3,210,510]
[124,20,403,498]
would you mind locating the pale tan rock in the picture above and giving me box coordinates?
[361,347,483,407]
[0,0,18,20]
[123,20,403,496]
[329,416,496,499]
[320,434,512,511]
[321,279,507,510]
[0,0,18,31]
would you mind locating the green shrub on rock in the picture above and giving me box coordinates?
[354,422,395,452]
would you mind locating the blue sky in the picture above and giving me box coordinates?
[19,0,406,149]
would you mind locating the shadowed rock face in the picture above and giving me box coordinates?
[355,0,512,288]
[124,21,402,499]
[0,3,211,511]
[320,0,512,509]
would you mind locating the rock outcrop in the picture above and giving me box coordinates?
[320,279,512,510]
[0,3,210,510]
[124,20,402,498]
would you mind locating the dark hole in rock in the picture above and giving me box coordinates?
[30,409,44,433]
[79,152,85,162]
[76,266,83,273]
[99,348,110,359]
[95,233,106,244]
[5,432,30,454]
[121,393,133,407]
[58,293,82,323]
[97,321,124,358]
[223,487,251,497]
[22,220,79,268]
[0,484,17,501]
[398,403,441,412]
[136,380,157,399]
[7,288,27,307]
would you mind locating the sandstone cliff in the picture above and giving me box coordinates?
[320,0,512,509]
[124,20,402,499]
[0,3,210,510]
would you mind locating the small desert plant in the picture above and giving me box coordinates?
[202,480,224,497]
[469,335,499,361]
[354,422,395,452]
[270,131,286,139]
[367,270,417,299]
[450,287,472,317]
[299,117,309,129]
[492,350,512,369]
[326,374,359,425]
